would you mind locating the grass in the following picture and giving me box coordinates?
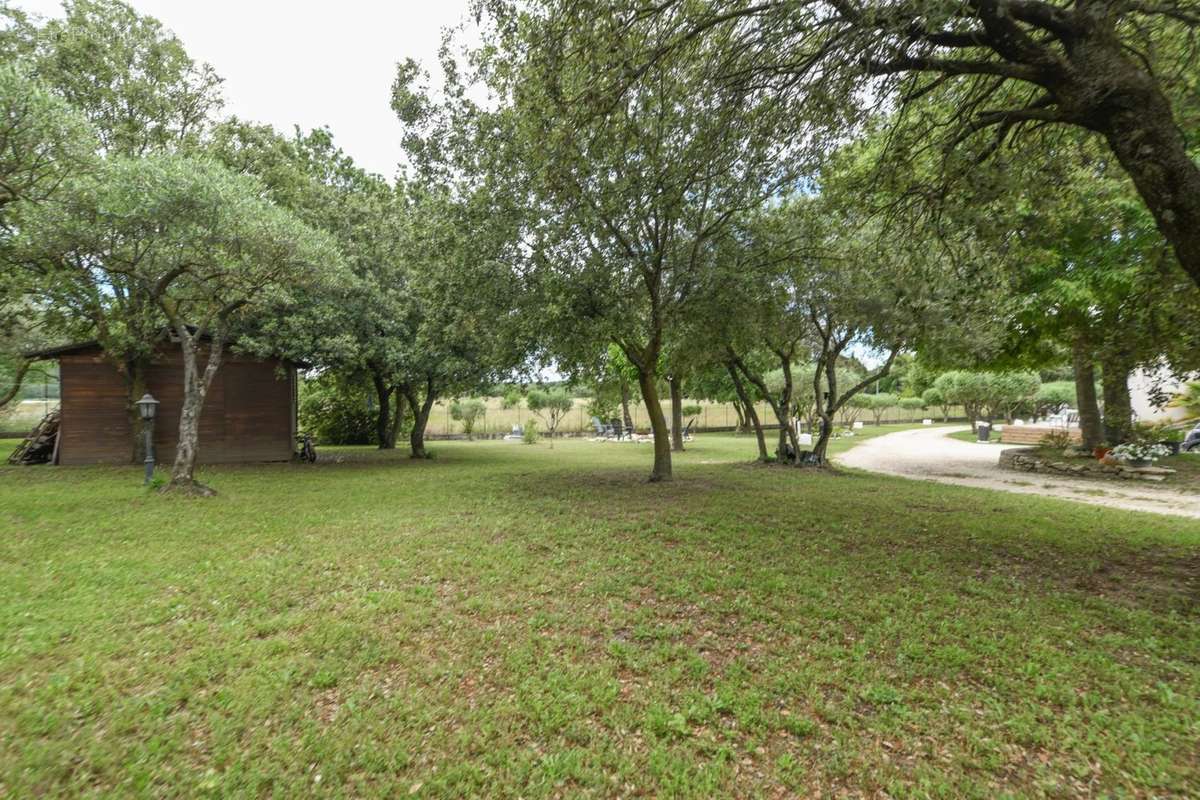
[948,428,1002,445]
[1158,450,1200,487]
[1,427,1198,797]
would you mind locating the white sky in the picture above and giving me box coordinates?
[15,0,475,179]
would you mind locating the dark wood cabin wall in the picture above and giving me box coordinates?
[57,348,293,466]
[58,354,132,465]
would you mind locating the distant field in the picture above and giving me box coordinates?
[0,399,57,434]
[1,392,962,438]
[422,396,961,437]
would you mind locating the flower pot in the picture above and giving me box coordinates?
[1126,458,1152,468]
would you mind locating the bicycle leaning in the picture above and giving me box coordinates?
[295,432,317,463]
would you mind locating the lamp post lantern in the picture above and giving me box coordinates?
[135,393,159,484]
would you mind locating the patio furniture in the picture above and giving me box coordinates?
[1183,422,1200,453]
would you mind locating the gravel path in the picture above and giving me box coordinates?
[836,425,1200,519]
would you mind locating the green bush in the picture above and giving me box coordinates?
[865,393,898,424]
[500,386,524,410]
[1169,381,1200,419]
[527,387,574,437]
[898,396,926,419]
[450,398,487,438]
[1034,381,1075,418]
[522,420,539,444]
[298,377,374,445]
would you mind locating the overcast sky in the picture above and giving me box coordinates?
[16,0,474,179]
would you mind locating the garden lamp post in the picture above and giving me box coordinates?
[135,393,159,484]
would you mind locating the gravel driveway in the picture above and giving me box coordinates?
[836,425,1200,519]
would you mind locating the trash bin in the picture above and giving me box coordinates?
[976,421,990,442]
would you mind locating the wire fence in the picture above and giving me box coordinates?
[1,394,965,439]
[422,396,965,437]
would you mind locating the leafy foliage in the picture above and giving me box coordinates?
[298,376,374,446]
[1169,382,1200,420]
[526,388,574,439]
[450,398,487,439]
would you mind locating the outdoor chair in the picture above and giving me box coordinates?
[1184,422,1200,453]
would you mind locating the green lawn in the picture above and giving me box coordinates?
[1161,450,1200,486]
[948,428,1002,445]
[2,429,1198,797]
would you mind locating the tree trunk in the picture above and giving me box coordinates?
[619,379,634,432]
[636,368,672,481]
[726,362,768,461]
[1100,354,1133,445]
[732,398,747,433]
[668,374,684,452]
[811,356,838,464]
[732,352,798,464]
[1072,336,1103,451]
[775,360,801,464]
[167,330,223,495]
[372,374,395,450]
[1096,72,1200,291]
[403,378,437,459]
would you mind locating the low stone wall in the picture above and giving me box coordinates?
[999,448,1174,482]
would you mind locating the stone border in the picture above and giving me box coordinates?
[998,447,1175,483]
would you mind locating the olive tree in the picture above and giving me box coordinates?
[898,396,927,422]
[450,398,487,439]
[0,65,96,409]
[461,5,800,480]
[526,388,574,444]
[557,0,1200,291]
[921,386,954,422]
[1,0,224,454]
[866,393,898,426]
[13,154,337,493]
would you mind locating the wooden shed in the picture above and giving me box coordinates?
[28,341,298,466]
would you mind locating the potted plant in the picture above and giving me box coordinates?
[1109,442,1172,467]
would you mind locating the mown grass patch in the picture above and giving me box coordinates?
[948,428,1002,445]
[1,430,1197,797]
